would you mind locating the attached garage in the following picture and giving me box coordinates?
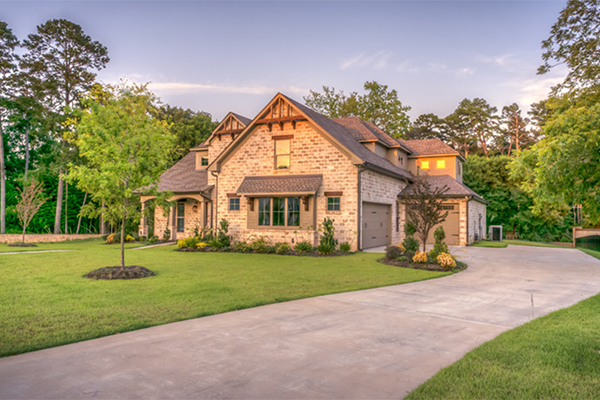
[428,203,460,245]
[362,202,391,249]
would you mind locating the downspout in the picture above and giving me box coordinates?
[211,171,219,230]
[356,163,368,251]
[465,196,470,245]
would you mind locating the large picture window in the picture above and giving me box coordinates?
[275,139,290,169]
[257,197,300,227]
[176,202,185,232]
[258,198,271,226]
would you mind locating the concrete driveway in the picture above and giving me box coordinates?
[1,246,600,399]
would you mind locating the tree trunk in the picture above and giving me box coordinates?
[0,119,5,234]
[22,224,26,245]
[64,180,68,234]
[54,174,64,234]
[100,201,107,235]
[120,205,126,270]
[24,123,30,181]
[76,192,87,234]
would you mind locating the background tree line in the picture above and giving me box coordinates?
[0,19,216,235]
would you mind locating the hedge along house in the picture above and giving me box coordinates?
[140,93,486,249]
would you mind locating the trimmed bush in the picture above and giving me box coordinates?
[177,236,200,249]
[339,242,351,253]
[386,245,404,260]
[233,241,251,253]
[294,241,313,254]
[317,242,336,255]
[275,242,291,255]
[402,236,420,253]
[250,237,270,253]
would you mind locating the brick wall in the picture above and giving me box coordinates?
[0,234,101,244]
[215,121,360,249]
[467,200,487,243]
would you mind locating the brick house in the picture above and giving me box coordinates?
[139,93,487,250]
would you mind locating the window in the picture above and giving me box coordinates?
[327,197,341,211]
[437,160,446,169]
[258,198,271,226]
[201,157,209,166]
[275,139,290,169]
[176,202,185,232]
[273,198,285,226]
[257,197,300,226]
[287,197,300,226]
[229,198,240,211]
[420,160,430,169]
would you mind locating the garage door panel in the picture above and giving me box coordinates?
[409,203,460,246]
[363,202,391,249]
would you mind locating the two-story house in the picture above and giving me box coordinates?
[139,93,486,250]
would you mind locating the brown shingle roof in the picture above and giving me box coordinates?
[333,117,399,148]
[231,112,252,126]
[236,174,323,195]
[399,138,459,156]
[156,152,210,193]
[398,174,486,204]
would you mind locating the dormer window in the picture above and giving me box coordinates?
[275,139,290,169]
[420,160,430,169]
[437,160,445,169]
[201,157,209,166]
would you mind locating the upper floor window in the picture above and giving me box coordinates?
[275,139,290,169]
[437,160,445,169]
[201,157,209,166]
[420,160,430,169]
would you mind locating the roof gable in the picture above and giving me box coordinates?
[399,138,461,158]
[191,111,250,150]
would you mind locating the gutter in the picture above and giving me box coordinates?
[361,161,414,183]
[210,171,219,229]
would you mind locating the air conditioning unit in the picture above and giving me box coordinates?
[489,225,503,242]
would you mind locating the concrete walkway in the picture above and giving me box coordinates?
[1,246,600,399]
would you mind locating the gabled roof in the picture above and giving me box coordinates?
[399,174,486,204]
[190,111,250,150]
[154,152,211,193]
[333,117,400,149]
[230,112,252,126]
[398,138,462,159]
[236,174,323,195]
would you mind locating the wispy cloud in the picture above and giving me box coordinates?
[396,61,419,73]
[514,76,563,107]
[146,81,308,95]
[427,62,447,72]
[476,53,517,67]
[455,67,475,77]
[340,51,393,70]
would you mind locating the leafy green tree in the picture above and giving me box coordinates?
[0,20,19,234]
[509,97,600,227]
[498,103,530,156]
[21,19,109,234]
[539,0,600,92]
[447,98,498,157]
[528,99,551,140]
[304,81,412,138]
[406,113,448,140]
[153,105,216,161]
[68,83,174,269]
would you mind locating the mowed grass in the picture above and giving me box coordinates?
[473,240,564,248]
[406,248,600,400]
[0,238,144,252]
[0,240,448,357]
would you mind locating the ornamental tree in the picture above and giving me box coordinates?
[15,178,46,244]
[68,82,174,269]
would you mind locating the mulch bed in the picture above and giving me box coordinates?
[83,266,156,280]
[7,243,38,247]
[176,248,351,257]
[378,257,467,272]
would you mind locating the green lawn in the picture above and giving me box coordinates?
[406,246,600,400]
[0,239,448,357]
[0,238,144,252]
[579,247,600,260]
[472,239,564,248]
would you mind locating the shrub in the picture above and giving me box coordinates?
[139,235,147,242]
[217,219,231,247]
[233,241,251,253]
[267,246,277,254]
[402,236,420,253]
[196,242,209,250]
[177,236,200,249]
[404,221,417,237]
[434,226,446,243]
[437,252,456,270]
[339,242,351,253]
[250,237,270,253]
[162,227,171,241]
[412,251,428,263]
[105,233,116,244]
[385,245,403,260]
[101,234,110,241]
[294,240,313,254]
[319,217,338,249]
[148,236,158,244]
[395,255,407,262]
[429,226,450,260]
[275,242,291,254]
[317,242,336,255]
[125,234,135,242]
[208,237,225,249]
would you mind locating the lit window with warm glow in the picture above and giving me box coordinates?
[437,160,446,169]
[420,160,430,169]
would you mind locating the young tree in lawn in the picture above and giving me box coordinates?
[0,21,19,234]
[20,19,109,235]
[15,178,46,245]
[401,173,450,252]
[68,82,174,269]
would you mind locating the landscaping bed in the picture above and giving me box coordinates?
[378,257,467,272]
[83,266,156,280]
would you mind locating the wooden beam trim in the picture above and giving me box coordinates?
[324,191,343,197]
[256,116,307,125]
[226,193,241,198]
[216,129,244,135]
[271,134,294,140]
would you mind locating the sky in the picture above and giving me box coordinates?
[2,0,568,122]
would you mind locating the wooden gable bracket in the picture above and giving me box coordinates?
[301,195,310,212]
[246,197,254,211]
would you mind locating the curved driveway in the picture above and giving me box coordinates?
[1,246,600,399]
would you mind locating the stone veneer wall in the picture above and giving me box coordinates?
[467,199,487,243]
[360,169,408,248]
[0,234,101,244]
[215,121,360,250]
[150,195,207,240]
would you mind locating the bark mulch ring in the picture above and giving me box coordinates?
[7,243,38,247]
[84,266,156,280]
[378,257,468,273]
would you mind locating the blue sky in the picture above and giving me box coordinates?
[3,0,568,122]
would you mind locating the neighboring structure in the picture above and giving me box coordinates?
[140,93,486,249]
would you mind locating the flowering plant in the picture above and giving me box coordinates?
[412,251,428,263]
[437,252,456,270]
